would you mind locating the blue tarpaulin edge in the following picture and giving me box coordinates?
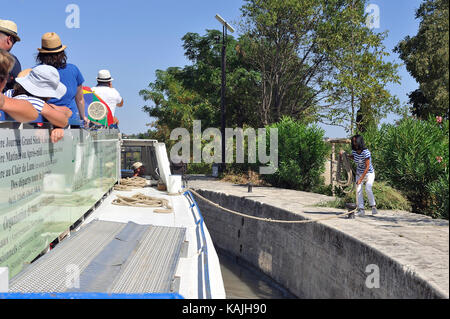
[0,292,184,299]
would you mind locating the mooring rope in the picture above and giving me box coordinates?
[186,188,357,224]
[336,152,355,193]
[112,175,357,222]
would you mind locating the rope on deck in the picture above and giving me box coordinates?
[112,177,173,213]
[114,176,147,191]
[111,193,173,213]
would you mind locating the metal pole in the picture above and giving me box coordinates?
[220,25,227,172]
[331,143,335,196]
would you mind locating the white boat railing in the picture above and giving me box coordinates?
[183,190,212,299]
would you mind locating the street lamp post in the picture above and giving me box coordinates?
[215,14,234,173]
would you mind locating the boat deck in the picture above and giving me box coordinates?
[8,184,226,299]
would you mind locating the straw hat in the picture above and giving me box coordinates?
[15,65,67,99]
[38,32,67,54]
[97,69,114,82]
[132,162,143,170]
[0,20,21,42]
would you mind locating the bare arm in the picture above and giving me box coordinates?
[50,128,65,144]
[52,105,73,119]
[339,149,354,160]
[0,94,38,123]
[41,103,71,128]
[75,85,87,123]
[357,158,371,185]
[41,104,72,143]
[117,99,124,107]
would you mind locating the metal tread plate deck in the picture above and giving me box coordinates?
[9,220,125,293]
[9,220,186,294]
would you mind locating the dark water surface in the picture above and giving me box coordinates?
[217,251,296,299]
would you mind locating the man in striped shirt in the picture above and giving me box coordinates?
[341,135,378,216]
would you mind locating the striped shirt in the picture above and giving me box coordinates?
[4,89,44,113]
[352,149,374,175]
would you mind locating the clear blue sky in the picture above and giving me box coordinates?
[4,0,423,137]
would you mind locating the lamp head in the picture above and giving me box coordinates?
[215,14,235,33]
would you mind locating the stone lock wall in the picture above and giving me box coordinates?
[194,189,445,299]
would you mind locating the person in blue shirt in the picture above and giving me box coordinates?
[35,32,87,126]
[340,135,378,216]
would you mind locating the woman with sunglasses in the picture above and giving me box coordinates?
[0,19,21,92]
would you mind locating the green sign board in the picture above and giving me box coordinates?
[0,129,119,278]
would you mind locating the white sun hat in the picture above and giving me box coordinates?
[132,162,143,170]
[97,69,114,82]
[15,65,66,99]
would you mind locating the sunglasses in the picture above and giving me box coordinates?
[9,36,17,45]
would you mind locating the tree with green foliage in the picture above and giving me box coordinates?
[239,0,334,125]
[319,0,401,134]
[239,0,401,134]
[180,30,261,128]
[395,0,449,119]
[139,67,216,144]
[406,89,432,120]
[140,1,402,141]
[139,30,262,143]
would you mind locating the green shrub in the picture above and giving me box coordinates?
[321,181,411,211]
[426,171,449,219]
[362,116,449,218]
[312,184,334,196]
[186,162,212,175]
[261,117,330,191]
[351,182,411,210]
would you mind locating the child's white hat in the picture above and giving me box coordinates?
[16,65,66,99]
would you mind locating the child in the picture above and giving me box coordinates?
[0,49,38,122]
[4,65,73,143]
[341,135,378,216]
